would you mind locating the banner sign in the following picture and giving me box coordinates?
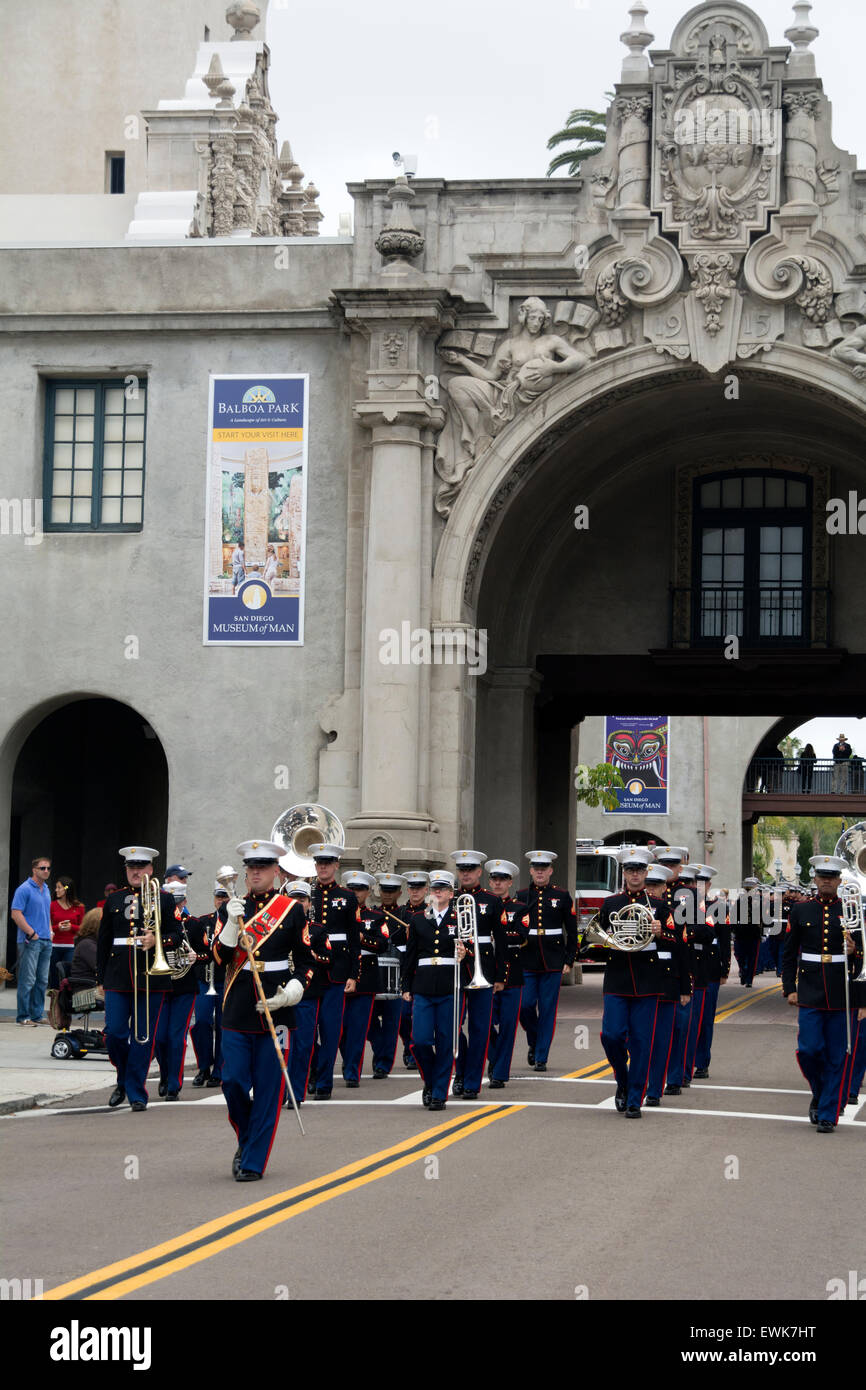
[203,375,308,645]
[603,716,669,815]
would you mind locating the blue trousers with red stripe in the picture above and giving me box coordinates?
[694,981,720,1071]
[221,1028,288,1175]
[154,993,197,1095]
[411,994,457,1102]
[733,934,761,986]
[646,998,677,1100]
[849,1015,866,1100]
[340,993,376,1082]
[290,996,319,1101]
[104,989,165,1106]
[519,970,562,1066]
[367,997,402,1073]
[796,1007,853,1126]
[312,981,347,1093]
[455,987,494,1092]
[601,994,659,1110]
[667,989,705,1086]
[190,985,223,1080]
[489,987,523,1082]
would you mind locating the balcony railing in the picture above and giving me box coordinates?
[668,585,832,647]
[746,757,866,795]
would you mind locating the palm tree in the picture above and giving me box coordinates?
[546,97,612,177]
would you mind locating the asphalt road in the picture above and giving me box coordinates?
[3,975,863,1303]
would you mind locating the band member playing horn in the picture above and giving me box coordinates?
[338,871,389,1087]
[599,847,675,1117]
[96,846,183,1112]
[308,844,360,1100]
[517,850,577,1072]
[644,863,691,1106]
[367,873,410,1077]
[782,855,865,1133]
[153,879,199,1099]
[188,880,231,1088]
[693,865,730,1079]
[216,840,310,1180]
[402,869,466,1111]
[449,850,504,1098]
[486,859,529,1090]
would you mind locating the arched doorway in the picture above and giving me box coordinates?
[6,698,168,969]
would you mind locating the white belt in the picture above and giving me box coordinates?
[396,945,406,953]
[361,949,377,957]
[418,957,455,967]
[113,937,136,946]
[693,944,703,951]
[657,951,672,960]
[801,953,846,964]
[528,928,562,936]
[638,941,657,952]
[476,936,492,944]
[242,958,289,972]
[328,934,347,942]
[712,938,719,946]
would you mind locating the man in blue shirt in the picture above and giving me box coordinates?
[11,856,54,1025]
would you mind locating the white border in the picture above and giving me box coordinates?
[602,714,671,816]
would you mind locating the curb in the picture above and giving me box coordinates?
[0,1092,73,1116]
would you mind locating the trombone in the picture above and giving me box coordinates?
[839,881,866,1054]
[452,893,492,1058]
[131,875,172,1042]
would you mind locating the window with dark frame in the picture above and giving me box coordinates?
[107,153,125,194]
[692,471,811,646]
[43,380,147,532]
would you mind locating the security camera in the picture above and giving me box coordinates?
[392,152,402,166]
[401,153,418,179]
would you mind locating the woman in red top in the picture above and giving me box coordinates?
[50,877,85,984]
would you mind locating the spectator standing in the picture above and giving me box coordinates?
[799,743,817,793]
[55,910,101,1029]
[96,882,118,908]
[231,539,245,593]
[50,876,85,983]
[832,732,852,794]
[10,856,54,1025]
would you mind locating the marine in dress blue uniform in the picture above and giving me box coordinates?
[450,850,504,1098]
[397,873,430,1068]
[517,850,577,1071]
[96,847,184,1111]
[282,880,331,1106]
[485,860,529,1089]
[693,866,731,1078]
[366,873,412,1077]
[664,861,710,1091]
[733,877,763,987]
[782,855,865,1132]
[308,844,360,1099]
[402,870,466,1110]
[338,871,390,1086]
[153,880,199,1098]
[644,864,691,1105]
[216,840,312,1179]
[188,880,231,1088]
[599,847,675,1117]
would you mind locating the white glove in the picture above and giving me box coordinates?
[219,898,245,948]
[256,977,304,1012]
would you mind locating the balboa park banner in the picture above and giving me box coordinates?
[203,375,308,645]
[603,716,669,815]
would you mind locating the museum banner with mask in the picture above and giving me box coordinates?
[203,375,308,645]
[603,716,669,815]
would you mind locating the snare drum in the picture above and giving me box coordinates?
[375,957,401,999]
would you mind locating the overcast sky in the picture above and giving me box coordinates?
[264,0,865,235]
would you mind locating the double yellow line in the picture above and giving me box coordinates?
[715,982,781,1023]
[43,1104,523,1301]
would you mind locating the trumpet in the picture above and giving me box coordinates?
[453,893,491,1059]
[131,875,172,1042]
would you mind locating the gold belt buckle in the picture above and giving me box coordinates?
[537,929,545,936]
[821,952,832,964]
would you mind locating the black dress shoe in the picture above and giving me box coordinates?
[625,1106,642,1118]
[372,1068,388,1079]
[681,1078,691,1088]
[848,1094,860,1106]
[403,1050,418,1070]
[614,1085,627,1113]
[462,1090,479,1100]
[809,1100,818,1125]
[816,1121,835,1133]
[232,1146,243,1178]
[315,1090,332,1100]
[192,1069,210,1087]
[235,1169,263,1181]
[645,1096,660,1107]
[158,1081,167,1097]
[535,1062,547,1073]
[429,1099,446,1111]
[165,1092,179,1101]
[527,1049,536,1066]
[108,1085,126,1108]
[421,1087,432,1108]
[344,1079,359,1089]
[130,1101,147,1112]
[693,1067,709,1079]
[206,1076,222,1088]
[664,1083,682,1095]
[488,1078,505,1089]
[452,1077,464,1096]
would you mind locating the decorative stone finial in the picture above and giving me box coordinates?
[203,53,236,108]
[226,1,261,40]
[620,2,654,82]
[785,3,819,76]
[375,175,425,264]
[278,140,304,184]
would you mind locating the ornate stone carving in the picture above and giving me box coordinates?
[360,832,398,876]
[226,1,261,39]
[383,332,406,365]
[691,251,735,335]
[831,324,866,382]
[596,266,630,327]
[375,176,425,263]
[434,299,591,516]
[815,161,840,206]
[615,92,653,209]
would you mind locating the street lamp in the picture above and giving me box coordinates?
[774,856,782,884]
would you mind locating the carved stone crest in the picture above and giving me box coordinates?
[360,832,398,876]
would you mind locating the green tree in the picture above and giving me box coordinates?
[778,735,803,760]
[574,761,626,812]
[546,96,613,177]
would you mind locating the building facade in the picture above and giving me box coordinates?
[2,1,865,940]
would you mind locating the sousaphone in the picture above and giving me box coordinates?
[271,803,345,877]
